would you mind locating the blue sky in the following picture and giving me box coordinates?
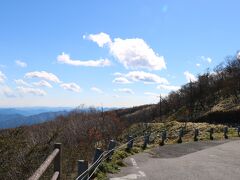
[0,0,239,107]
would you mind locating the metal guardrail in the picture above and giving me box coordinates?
[28,143,62,180]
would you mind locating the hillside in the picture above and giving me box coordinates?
[115,53,240,126]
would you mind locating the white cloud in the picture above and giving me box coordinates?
[17,86,47,96]
[86,32,166,70]
[91,87,103,94]
[115,88,134,94]
[112,77,131,84]
[201,56,212,63]
[1,86,16,97]
[184,71,197,82]
[237,52,240,60]
[25,71,61,83]
[113,72,123,76]
[14,79,32,87]
[110,38,166,70]
[113,71,168,84]
[196,63,201,67]
[60,83,81,93]
[0,71,6,84]
[126,71,168,84]
[157,84,180,91]
[33,80,53,88]
[57,53,111,67]
[15,60,27,67]
[85,32,112,47]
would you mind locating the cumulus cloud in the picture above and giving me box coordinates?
[110,38,166,70]
[57,53,111,67]
[17,86,47,96]
[33,80,53,88]
[14,79,31,87]
[237,52,240,60]
[112,77,131,84]
[84,32,112,47]
[115,88,134,94]
[184,71,197,82]
[1,86,16,97]
[0,71,6,84]
[86,32,166,70]
[60,83,81,93]
[25,71,61,83]
[91,87,103,94]
[128,71,169,84]
[113,71,168,84]
[201,56,212,63]
[196,63,201,67]
[15,60,27,68]
[157,84,180,91]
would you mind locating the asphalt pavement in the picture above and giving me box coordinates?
[108,139,240,180]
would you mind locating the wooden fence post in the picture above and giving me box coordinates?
[194,129,199,141]
[126,135,133,151]
[89,148,103,179]
[93,148,104,163]
[209,128,214,140]
[177,128,183,143]
[223,127,228,139]
[54,143,62,180]
[142,134,149,149]
[107,140,116,160]
[78,160,88,180]
[160,130,167,146]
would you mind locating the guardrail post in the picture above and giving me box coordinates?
[54,143,62,180]
[107,140,116,160]
[194,129,199,141]
[142,134,150,149]
[78,160,88,180]
[90,148,103,179]
[223,127,228,139]
[126,135,133,151]
[209,128,214,140]
[177,128,183,143]
[237,126,240,137]
[160,130,167,146]
[93,148,104,163]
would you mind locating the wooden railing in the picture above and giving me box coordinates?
[29,126,240,180]
[28,143,62,180]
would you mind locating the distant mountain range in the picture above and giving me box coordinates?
[0,107,72,129]
[0,107,121,129]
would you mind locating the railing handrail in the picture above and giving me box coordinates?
[28,143,62,180]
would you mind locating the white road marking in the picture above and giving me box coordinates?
[110,158,147,179]
[110,171,146,180]
[130,158,139,169]
[138,171,146,177]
